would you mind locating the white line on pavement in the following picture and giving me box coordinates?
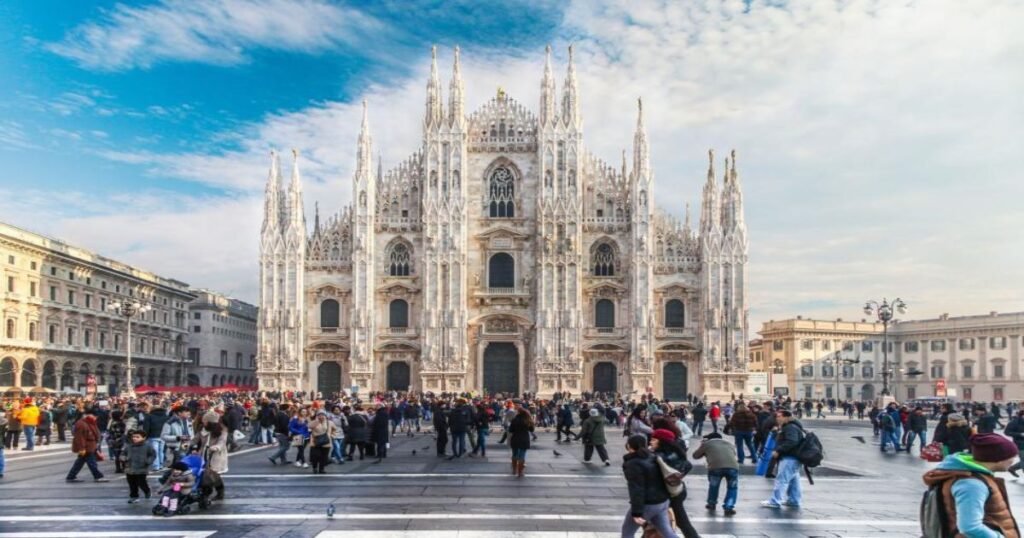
[216,472,886,482]
[317,533,738,538]
[0,533,214,538]
[0,514,919,526]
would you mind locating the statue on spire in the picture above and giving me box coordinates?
[448,45,464,125]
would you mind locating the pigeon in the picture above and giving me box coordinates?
[553,450,562,457]
[412,449,418,456]
[422,445,431,450]
[852,435,866,444]
[327,504,335,518]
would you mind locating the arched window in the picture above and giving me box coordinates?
[488,253,515,289]
[665,300,685,328]
[487,166,515,218]
[5,319,13,339]
[773,359,785,374]
[389,299,408,328]
[595,299,615,329]
[320,299,340,328]
[592,242,616,276]
[388,242,411,276]
[0,357,14,386]
[28,322,37,341]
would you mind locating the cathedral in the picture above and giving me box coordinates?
[257,46,750,399]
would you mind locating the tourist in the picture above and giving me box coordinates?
[694,432,739,516]
[508,406,534,477]
[905,406,928,454]
[194,420,229,475]
[727,402,758,464]
[268,403,292,465]
[65,408,108,483]
[620,434,679,538]
[761,410,803,509]
[346,405,369,461]
[935,413,971,456]
[580,407,611,466]
[288,407,311,468]
[309,410,336,473]
[370,404,389,463]
[123,430,155,503]
[160,406,193,467]
[651,429,700,537]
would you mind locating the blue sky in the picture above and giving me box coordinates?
[1,0,1022,330]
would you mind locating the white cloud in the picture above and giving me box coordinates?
[38,0,1024,326]
[47,0,381,70]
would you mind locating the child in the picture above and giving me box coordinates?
[123,430,155,503]
[156,461,195,516]
[692,432,740,516]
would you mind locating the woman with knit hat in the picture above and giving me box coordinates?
[922,433,1020,537]
[650,428,700,537]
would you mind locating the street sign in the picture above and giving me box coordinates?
[747,372,769,395]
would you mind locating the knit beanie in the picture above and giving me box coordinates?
[589,408,601,417]
[970,433,1018,463]
[651,428,676,443]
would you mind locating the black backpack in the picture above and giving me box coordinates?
[796,429,824,468]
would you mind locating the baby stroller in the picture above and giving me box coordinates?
[153,454,224,515]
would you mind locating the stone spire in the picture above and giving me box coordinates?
[262,150,282,233]
[376,153,384,188]
[540,44,557,126]
[425,45,443,128]
[722,149,745,233]
[287,148,305,230]
[448,46,464,126]
[313,201,320,236]
[700,149,721,237]
[632,97,649,182]
[561,44,579,127]
[355,100,372,184]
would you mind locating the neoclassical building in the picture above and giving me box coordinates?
[258,46,751,398]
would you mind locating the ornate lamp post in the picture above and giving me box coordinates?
[863,298,907,397]
[108,298,152,396]
[825,350,860,406]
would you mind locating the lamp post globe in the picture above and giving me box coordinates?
[863,297,908,400]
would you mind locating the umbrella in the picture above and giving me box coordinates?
[29,386,56,396]
[2,386,24,397]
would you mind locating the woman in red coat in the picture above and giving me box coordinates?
[65,410,109,483]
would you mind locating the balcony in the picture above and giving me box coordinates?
[382,327,418,338]
[473,286,531,306]
[585,327,626,338]
[311,327,349,338]
[656,327,696,339]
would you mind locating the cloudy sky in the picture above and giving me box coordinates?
[1,0,1021,332]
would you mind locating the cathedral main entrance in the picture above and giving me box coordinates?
[386,362,411,391]
[662,362,688,401]
[593,362,617,393]
[483,342,518,395]
[317,362,342,396]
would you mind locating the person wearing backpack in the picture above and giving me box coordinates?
[921,433,1020,537]
[880,404,902,453]
[761,410,804,509]
[1004,410,1024,477]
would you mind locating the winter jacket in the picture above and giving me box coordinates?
[922,453,1020,538]
[691,405,708,422]
[158,469,196,495]
[273,410,290,436]
[288,417,311,440]
[653,439,690,475]
[558,406,574,427]
[909,412,928,433]
[160,415,194,450]
[195,429,229,473]
[258,406,276,428]
[622,452,671,517]
[775,420,805,458]
[693,438,739,469]
[508,413,534,450]
[580,415,607,446]
[310,418,336,447]
[347,412,369,443]
[71,415,101,454]
[18,404,40,427]
[727,408,757,433]
[370,409,389,443]
[448,404,473,434]
[1004,417,1024,449]
[144,409,169,440]
[122,440,157,474]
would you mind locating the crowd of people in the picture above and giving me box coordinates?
[1,390,1021,535]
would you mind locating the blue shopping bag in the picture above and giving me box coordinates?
[755,431,777,476]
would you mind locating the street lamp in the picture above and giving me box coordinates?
[108,297,152,396]
[824,350,860,407]
[863,298,907,397]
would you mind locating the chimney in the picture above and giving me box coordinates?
[797,315,803,320]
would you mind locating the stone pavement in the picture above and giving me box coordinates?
[1,417,1022,537]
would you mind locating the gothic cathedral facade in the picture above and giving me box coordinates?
[258,46,750,399]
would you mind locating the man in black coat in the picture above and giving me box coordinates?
[448,400,473,458]
[52,403,69,443]
[433,403,449,457]
[370,406,390,463]
[268,403,292,465]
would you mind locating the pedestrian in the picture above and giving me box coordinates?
[691,402,707,436]
[935,413,971,456]
[432,402,448,457]
[709,402,722,434]
[370,405,389,463]
[145,405,170,470]
[694,431,740,516]
[193,421,229,475]
[580,407,611,466]
[155,461,195,517]
[309,411,335,473]
[108,410,127,473]
[469,403,490,457]
[0,409,7,479]
[922,433,1020,536]
[328,405,347,464]
[879,404,901,453]
[288,407,311,468]
[448,399,472,457]
[1005,410,1024,477]
[620,434,679,538]
[905,406,928,454]
[122,430,155,503]
[627,407,653,439]
[650,429,701,537]
[346,405,369,461]
[508,406,534,478]
[268,403,292,465]
[557,403,577,443]
[35,403,52,447]
[760,410,803,509]
[16,399,39,451]
[65,408,109,483]
[160,406,193,467]
[727,402,758,464]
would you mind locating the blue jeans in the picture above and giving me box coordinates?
[512,448,527,460]
[452,432,468,456]
[330,438,345,462]
[23,426,35,450]
[733,432,755,463]
[906,430,927,451]
[249,425,263,444]
[270,434,290,463]
[768,457,802,506]
[66,452,104,480]
[620,500,679,538]
[148,439,165,469]
[0,446,5,475]
[707,467,739,509]
[473,429,488,456]
[881,430,900,451]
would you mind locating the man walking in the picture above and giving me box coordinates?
[761,410,804,509]
[694,432,740,515]
[65,408,109,483]
[727,403,758,465]
[17,398,40,451]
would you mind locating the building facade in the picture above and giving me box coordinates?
[258,46,751,398]
[187,290,258,388]
[759,312,1024,402]
[0,222,194,393]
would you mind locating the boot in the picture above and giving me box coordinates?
[511,459,518,476]
[517,460,525,478]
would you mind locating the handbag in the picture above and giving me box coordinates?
[314,433,330,447]
[655,455,684,497]
[920,442,944,463]
[291,435,304,447]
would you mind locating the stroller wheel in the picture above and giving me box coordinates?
[152,505,165,516]
[177,506,191,515]
[198,498,210,509]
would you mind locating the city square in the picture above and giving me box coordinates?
[1,1,1023,537]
